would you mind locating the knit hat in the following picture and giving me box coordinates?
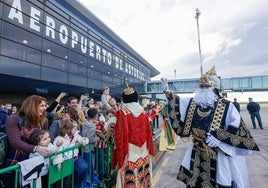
[122,86,138,103]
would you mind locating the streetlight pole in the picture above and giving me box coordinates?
[195,8,203,75]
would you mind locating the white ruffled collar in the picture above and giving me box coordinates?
[122,102,143,117]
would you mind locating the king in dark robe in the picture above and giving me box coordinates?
[161,66,259,188]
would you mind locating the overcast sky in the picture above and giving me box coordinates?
[77,0,268,80]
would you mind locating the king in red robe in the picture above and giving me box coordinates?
[115,87,154,188]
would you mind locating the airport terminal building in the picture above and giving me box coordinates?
[0,0,159,101]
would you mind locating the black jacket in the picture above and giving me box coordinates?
[247,102,260,113]
[0,107,8,131]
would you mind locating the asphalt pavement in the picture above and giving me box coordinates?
[152,104,268,188]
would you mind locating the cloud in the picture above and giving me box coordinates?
[78,0,268,80]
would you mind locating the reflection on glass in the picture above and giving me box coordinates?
[69,50,87,66]
[43,39,68,58]
[252,77,261,88]
[69,74,87,87]
[1,0,151,86]
[102,74,112,84]
[88,69,101,80]
[69,63,87,76]
[41,67,67,84]
[42,53,68,71]
[1,39,41,64]
[87,78,102,89]
[263,76,268,88]
[2,21,42,49]
[0,56,40,79]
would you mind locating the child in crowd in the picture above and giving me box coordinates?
[28,129,63,187]
[82,108,100,187]
[52,119,89,188]
[95,109,107,184]
[49,106,79,143]
[108,97,119,111]
[29,129,63,176]
[103,108,116,180]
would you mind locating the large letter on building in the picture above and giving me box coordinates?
[8,0,23,24]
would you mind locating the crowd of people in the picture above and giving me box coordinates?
[0,86,159,188]
[0,68,264,188]
[0,90,122,188]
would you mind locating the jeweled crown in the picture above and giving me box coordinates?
[123,86,135,95]
[199,65,220,88]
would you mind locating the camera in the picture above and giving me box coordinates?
[84,96,90,100]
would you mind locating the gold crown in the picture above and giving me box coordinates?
[205,65,217,76]
[124,86,135,95]
[199,65,219,87]
[199,75,212,86]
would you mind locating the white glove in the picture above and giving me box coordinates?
[99,113,105,123]
[206,133,221,148]
[161,78,169,92]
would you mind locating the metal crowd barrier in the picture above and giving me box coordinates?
[0,145,81,188]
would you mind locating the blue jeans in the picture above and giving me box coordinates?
[250,111,263,129]
[83,152,96,183]
[74,156,88,188]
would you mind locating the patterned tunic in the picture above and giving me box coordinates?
[164,91,259,188]
[115,108,154,188]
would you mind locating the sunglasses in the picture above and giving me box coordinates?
[62,109,70,114]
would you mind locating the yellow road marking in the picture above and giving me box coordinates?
[161,156,169,166]
[152,170,162,187]
[153,151,164,165]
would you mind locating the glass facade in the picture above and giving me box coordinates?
[0,0,157,94]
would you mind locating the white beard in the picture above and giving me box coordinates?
[193,87,218,108]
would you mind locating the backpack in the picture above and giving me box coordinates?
[0,115,24,166]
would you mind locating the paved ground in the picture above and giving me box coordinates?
[152,104,268,188]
